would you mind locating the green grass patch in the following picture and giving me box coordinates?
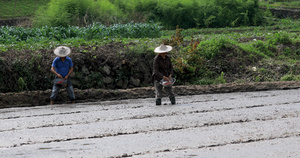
[0,0,50,18]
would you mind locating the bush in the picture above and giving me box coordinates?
[280,74,300,81]
[33,0,123,27]
[269,31,292,45]
[112,0,264,29]
[196,36,235,60]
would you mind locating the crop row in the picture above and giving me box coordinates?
[0,22,162,44]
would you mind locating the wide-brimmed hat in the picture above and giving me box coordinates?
[154,44,172,53]
[54,46,71,57]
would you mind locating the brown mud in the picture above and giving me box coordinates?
[1,80,300,108]
[1,88,300,157]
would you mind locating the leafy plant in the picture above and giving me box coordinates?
[280,74,300,81]
[0,22,162,45]
[213,72,226,84]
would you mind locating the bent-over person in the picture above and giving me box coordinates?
[50,46,75,105]
[152,44,176,105]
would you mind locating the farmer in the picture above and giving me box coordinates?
[152,44,176,105]
[50,46,75,105]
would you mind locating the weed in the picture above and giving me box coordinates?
[213,72,226,84]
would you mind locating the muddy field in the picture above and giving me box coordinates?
[0,88,300,157]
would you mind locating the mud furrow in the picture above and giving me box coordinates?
[1,89,297,119]
[129,134,300,158]
[1,113,298,148]
[2,97,297,121]
[1,89,300,157]
[2,117,299,158]
[0,101,298,133]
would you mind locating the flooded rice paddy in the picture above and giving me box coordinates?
[0,89,300,157]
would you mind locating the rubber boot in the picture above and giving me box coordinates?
[156,99,161,106]
[170,97,176,105]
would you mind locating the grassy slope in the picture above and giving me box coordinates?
[0,0,299,19]
[260,0,300,9]
[0,0,49,19]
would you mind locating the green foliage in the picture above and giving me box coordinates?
[110,0,264,29]
[280,74,300,81]
[194,78,214,85]
[1,15,300,92]
[162,26,184,47]
[269,31,292,45]
[2,0,299,30]
[196,36,235,60]
[18,77,27,92]
[252,40,275,57]
[0,0,50,18]
[260,0,300,8]
[213,72,226,84]
[33,0,123,27]
[0,23,162,45]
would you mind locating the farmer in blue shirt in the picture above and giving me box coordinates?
[50,46,75,105]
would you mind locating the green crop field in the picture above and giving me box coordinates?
[0,0,299,93]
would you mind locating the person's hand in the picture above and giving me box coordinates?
[64,75,69,80]
[163,76,170,82]
[168,75,172,79]
[57,74,63,79]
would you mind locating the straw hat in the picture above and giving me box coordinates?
[154,44,172,53]
[54,46,71,57]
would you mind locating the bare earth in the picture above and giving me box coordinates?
[0,87,300,157]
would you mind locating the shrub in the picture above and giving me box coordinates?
[280,74,300,81]
[213,72,226,84]
[33,0,123,27]
[111,0,264,29]
[196,36,235,60]
[253,40,275,57]
[269,31,292,45]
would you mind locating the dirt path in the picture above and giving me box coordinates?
[0,88,300,157]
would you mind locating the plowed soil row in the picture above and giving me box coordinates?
[0,88,300,157]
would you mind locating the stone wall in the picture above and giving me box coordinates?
[270,8,300,19]
[0,17,30,26]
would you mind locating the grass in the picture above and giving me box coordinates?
[0,0,299,19]
[0,0,50,19]
[259,0,300,8]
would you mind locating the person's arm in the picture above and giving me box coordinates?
[168,58,174,79]
[64,67,73,80]
[50,66,63,79]
[168,58,173,79]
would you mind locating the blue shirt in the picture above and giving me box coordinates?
[52,56,73,77]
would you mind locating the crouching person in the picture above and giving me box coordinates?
[152,44,176,105]
[50,46,75,105]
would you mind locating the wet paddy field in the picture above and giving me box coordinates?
[0,89,300,158]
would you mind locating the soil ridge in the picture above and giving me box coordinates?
[1,81,300,109]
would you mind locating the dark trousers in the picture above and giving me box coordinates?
[50,77,75,101]
[154,80,174,99]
